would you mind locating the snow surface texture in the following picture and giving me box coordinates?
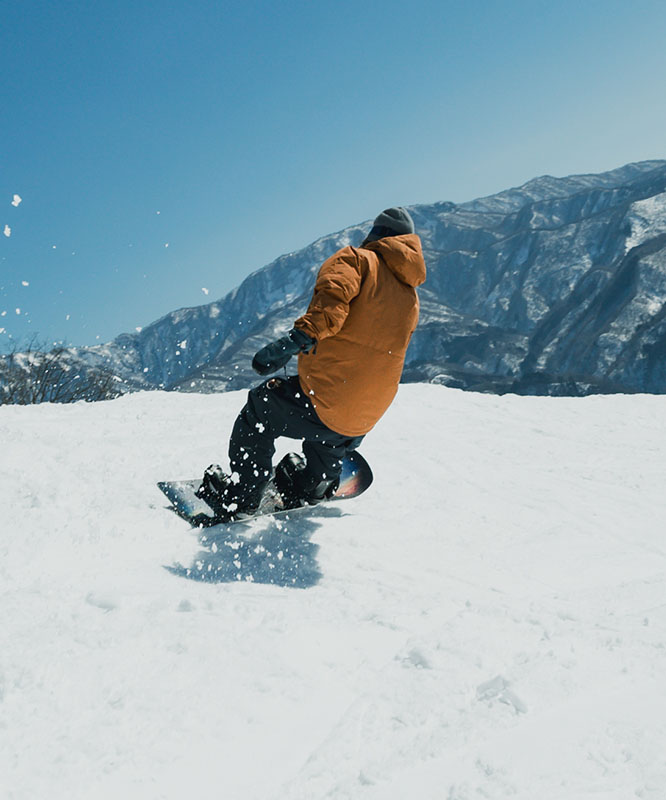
[2,384,666,799]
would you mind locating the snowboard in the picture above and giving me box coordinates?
[158,451,373,526]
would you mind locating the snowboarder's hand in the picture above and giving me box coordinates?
[252,328,315,376]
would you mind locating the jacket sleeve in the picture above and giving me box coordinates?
[294,248,363,341]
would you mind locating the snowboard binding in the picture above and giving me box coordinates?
[274,453,339,510]
[195,464,260,522]
[194,464,232,521]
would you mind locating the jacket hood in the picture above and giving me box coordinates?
[363,233,426,288]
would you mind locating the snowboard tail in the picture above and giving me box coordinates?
[157,451,373,526]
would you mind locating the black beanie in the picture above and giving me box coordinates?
[373,207,415,235]
[364,207,415,243]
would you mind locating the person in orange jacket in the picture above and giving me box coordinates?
[197,207,426,520]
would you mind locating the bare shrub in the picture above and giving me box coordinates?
[0,338,121,406]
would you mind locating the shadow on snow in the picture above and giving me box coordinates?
[165,504,346,589]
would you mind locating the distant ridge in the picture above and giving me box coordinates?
[5,160,666,398]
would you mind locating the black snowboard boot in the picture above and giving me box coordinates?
[195,464,231,517]
[196,464,261,521]
[274,453,339,510]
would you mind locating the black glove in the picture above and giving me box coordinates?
[252,328,315,376]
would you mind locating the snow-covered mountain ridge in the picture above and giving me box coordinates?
[3,384,666,797]
[26,160,666,396]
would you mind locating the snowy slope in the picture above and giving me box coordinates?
[2,385,666,799]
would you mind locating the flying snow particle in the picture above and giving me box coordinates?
[179,339,187,349]
[201,287,209,295]
[3,225,10,237]
[135,327,142,333]
[11,195,22,207]
[52,245,56,249]
[0,328,4,334]
[156,211,161,215]
[21,281,29,287]
[65,315,70,321]
[164,243,169,248]
[15,308,21,315]
[1,310,6,316]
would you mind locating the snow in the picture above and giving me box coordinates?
[3,224,11,237]
[625,192,666,252]
[2,384,666,799]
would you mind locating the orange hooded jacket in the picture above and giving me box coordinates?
[294,233,426,437]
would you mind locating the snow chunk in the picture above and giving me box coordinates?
[21,281,29,287]
[11,194,22,207]
[85,592,118,612]
[477,675,528,714]
[202,287,209,295]
[3,225,10,237]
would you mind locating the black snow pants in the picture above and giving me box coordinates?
[227,376,364,507]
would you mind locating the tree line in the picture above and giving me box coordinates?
[0,338,121,405]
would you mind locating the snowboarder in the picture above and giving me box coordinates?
[197,207,427,520]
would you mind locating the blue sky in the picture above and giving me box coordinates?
[2,0,666,349]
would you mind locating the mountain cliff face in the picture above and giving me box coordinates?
[41,160,666,396]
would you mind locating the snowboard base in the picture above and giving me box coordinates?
[158,451,373,526]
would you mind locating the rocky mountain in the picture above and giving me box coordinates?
[13,160,666,398]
